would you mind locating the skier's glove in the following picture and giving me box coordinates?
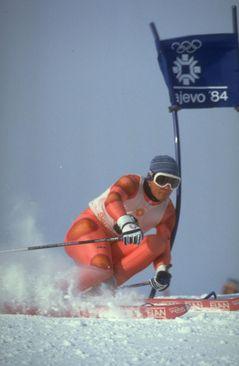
[117,214,144,245]
[149,265,172,291]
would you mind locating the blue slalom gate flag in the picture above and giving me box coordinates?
[155,33,239,109]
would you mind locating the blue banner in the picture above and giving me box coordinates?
[156,33,239,109]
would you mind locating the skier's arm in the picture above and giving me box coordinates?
[105,175,143,244]
[153,200,176,269]
[105,175,140,220]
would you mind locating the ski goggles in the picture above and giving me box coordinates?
[152,172,181,189]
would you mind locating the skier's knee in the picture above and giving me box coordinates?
[90,254,112,271]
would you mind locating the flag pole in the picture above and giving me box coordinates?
[232,5,238,38]
[149,23,182,298]
[149,22,182,250]
[232,5,239,112]
[169,105,182,248]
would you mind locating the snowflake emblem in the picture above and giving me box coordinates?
[172,54,201,85]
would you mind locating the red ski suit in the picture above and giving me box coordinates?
[65,174,176,291]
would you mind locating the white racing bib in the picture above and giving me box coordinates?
[89,176,169,234]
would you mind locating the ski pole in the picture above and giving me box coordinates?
[0,236,120,255]
[120,281,150,289]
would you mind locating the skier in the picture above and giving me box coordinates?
[222,278,239,294]
[64,155,181,294]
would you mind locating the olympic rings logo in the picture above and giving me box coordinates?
[171,39,202,54]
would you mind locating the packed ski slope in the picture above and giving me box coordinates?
[1,294,239,366]
[0,262,239,365]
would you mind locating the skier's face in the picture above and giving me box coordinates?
[148,180,173,201]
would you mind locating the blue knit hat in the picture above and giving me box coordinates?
[150,155,180,177]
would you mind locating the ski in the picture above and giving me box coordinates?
[144,295,239,311]
[2,302,189,320]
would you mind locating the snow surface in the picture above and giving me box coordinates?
[1,296,239,366]
[0,262,239,365]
